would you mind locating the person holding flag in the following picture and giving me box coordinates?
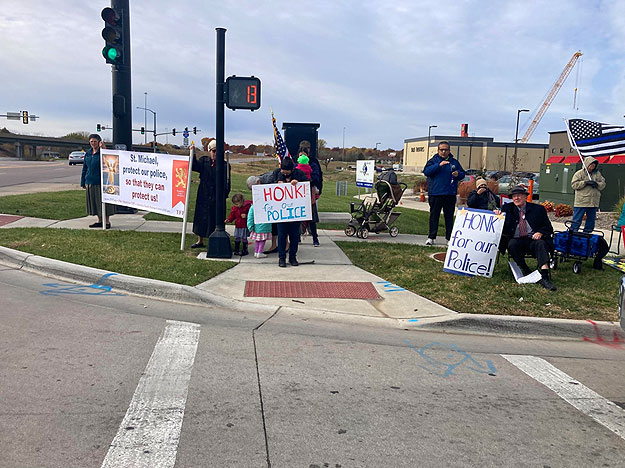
[570,156,605,233]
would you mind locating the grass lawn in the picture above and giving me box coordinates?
[337,241,620,322]
[0,190,86,220]
[0,228,235,286]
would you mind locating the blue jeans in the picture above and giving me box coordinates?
[277,221,301,261]
[571,207,597,233]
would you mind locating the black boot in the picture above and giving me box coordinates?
[241,242,249,256]
[233,240,241,256]
[538,269,556,291]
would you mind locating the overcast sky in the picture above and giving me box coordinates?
[2,1,624,150]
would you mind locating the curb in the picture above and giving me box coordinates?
[0,246,278,315]
[1,245,622,340]
[403,313,624,341]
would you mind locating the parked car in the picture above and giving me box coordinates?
[68,151,85,165]
[498,174,540,199]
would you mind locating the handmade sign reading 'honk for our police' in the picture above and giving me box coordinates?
[251,181,312,224]
[443,207,505,278]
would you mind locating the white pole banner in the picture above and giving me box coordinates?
[251,181,312,224]
[356,159,375,188]
[100,150,191,218]
[443,207,505,278]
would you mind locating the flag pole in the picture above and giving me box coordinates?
[180,144,194,251]
[564,118,592,180]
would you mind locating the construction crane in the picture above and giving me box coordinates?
[519,51,583,143]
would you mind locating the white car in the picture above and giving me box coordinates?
[68,151,85,165]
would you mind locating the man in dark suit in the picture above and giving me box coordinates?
[498,185,556,291]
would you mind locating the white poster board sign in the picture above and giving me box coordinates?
[356,160,375,188]
[100,150,190,218]
[251,181,312,224]
[443,207,505,278]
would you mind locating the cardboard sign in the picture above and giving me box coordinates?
[443,207,505,278]
[251,181,312,224]
[356,160,375,188]
[100,150,190,218]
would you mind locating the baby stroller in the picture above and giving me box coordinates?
[344,179,407,239]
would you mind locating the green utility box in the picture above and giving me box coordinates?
[539,163,580,207]
[541,162,625,212]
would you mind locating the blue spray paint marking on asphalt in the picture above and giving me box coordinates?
[40,273,124,296]
[403,340,496,377]
[376,281,406,292]
[408,319,419,322]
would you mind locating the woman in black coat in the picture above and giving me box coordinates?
[467,178,500,211]
[191,140,230,248]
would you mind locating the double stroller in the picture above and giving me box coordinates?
[344,179,407,239]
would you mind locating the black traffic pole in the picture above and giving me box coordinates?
[207,28,232,258]
[111,0,132,151]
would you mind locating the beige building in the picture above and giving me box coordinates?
[403,135,549,173]
[547,130,577,157]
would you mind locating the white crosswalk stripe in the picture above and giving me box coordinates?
[100,320,201,468]
[502,354,625,441]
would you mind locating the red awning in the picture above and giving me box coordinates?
[562,156,582,164]
[545,156,565,164]
[608,155,625,164]
[594,156,610,163]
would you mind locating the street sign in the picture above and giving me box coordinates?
[183,137,189,148]
[225,76,261,111]
[183,130,189,138]
[6,112,20,120]
[356,160,375,188]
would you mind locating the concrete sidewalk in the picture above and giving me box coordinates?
[0,209,623,339]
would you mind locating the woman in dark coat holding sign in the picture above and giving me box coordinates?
[191,139,230,248]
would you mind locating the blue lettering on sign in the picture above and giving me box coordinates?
[403,340,496,377]
[40,273,124,296]
[375,280,406,292]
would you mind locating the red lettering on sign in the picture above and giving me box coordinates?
[263,187,273,201]
[294,184,304,198]
[273,186,285,201]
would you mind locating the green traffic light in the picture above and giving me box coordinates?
[107,48,118,61]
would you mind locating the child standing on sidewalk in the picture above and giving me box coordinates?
[246,199,272,259]
[225,193,251,256]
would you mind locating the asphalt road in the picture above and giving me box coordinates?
[0,158,80,189]
[1,265,624,467]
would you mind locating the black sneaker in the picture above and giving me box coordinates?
[538,278,557,291]
[279,259,287,268]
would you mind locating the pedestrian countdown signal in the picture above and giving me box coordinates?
[225,76,261,111]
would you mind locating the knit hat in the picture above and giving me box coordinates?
[297,154,309,165]
[280,157,294,170]
[475,178,487,188]
[208,140,217,150]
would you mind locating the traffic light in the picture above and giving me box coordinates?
[185,127,188,132]
[193,127,197,135]
[140,126,145,135]
[172,128,176,136]
[101,7,123,65]
[21,111,29,124]
[97,123,101,132]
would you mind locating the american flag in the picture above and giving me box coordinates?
[272,112,291,163]
[566,119,625,157]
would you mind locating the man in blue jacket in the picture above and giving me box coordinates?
[423,141,465,245]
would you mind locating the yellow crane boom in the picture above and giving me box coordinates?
[520,51,583,143]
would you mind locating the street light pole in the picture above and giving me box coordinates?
[513,109,530,176]
[342,126,346,161]
[144,92,147,144]
[136,106,156,152]
[428,125,437,158]
[375,142,381,151]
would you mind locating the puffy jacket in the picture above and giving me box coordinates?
[571,156,606,208]
[423,154,466,196]
[247,205,271,234]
